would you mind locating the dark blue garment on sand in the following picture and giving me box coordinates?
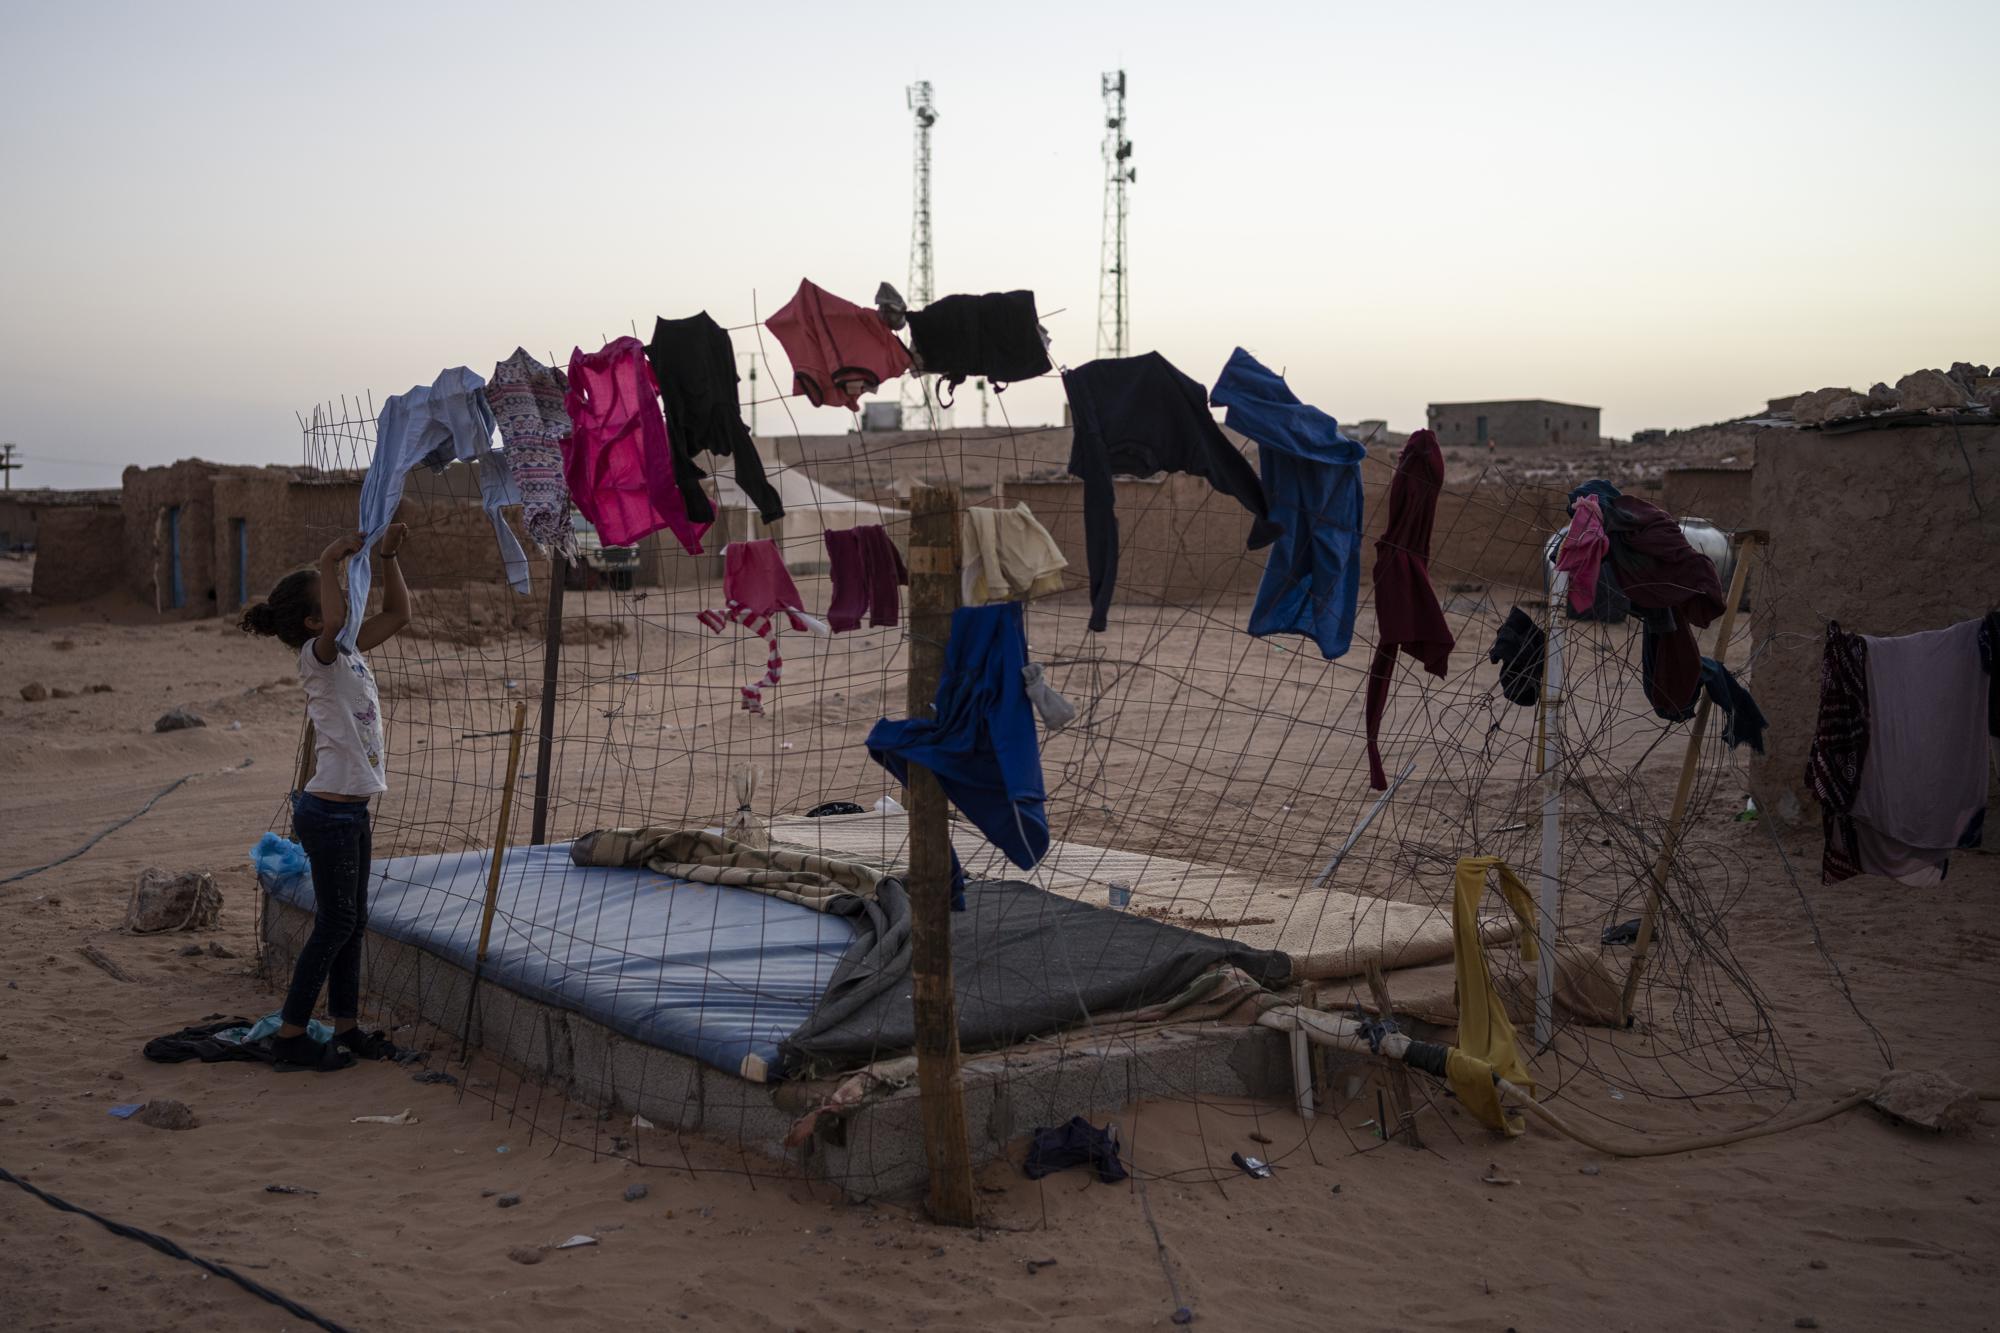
[1210,347,1366,659]
[867,601,1049,907]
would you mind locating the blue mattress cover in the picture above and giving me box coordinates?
[264,842,858,1075]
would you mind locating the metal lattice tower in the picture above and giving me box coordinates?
[903,81,941,428]
[1097,70,1134,360]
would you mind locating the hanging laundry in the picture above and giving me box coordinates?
[1847,617,1991,886]
[823,525,907,632]
[345,367,529,649]
[1805,621,1870,884]
[1642,639,1768,752]
[486,349,576,556]
[1446,856,1538,1136]
[1063,352,1280,633]
[561,337,710,553]
[961,503,1067,605]
[1364,430,1454,789]
[904,291,1051,397]
[765,279,912,411]
[867,600,1049,891]
[1563,480,1726,716]
[696,540,827,713]
[1553,494,1609,614]
[1487,607,1546,708]
[645,312,783,526]
[1208,347,1366,660]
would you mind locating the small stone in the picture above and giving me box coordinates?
[1808,1259,1828,1270]
[179,944,204,957]
[49,688,74,700]
[86,683,114,694]
[1795,1318,1819,1329]
[19,683,48,702]
[496,1192,521,1208]
[137,1098,198,1131]
[411,1070,458,1086]
[623,1183,649,1203]
[154,707,206,732]
[206,942,235,959]
[0,1096,17,1107]
[506,1246,544,1266]
[107,1071,122,1081]
[1579,1165,1601,1176]
[481,1188,498,1198]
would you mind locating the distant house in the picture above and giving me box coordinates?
[1426,400,1601,448]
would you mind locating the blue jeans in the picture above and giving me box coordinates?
[282,791,372,1026]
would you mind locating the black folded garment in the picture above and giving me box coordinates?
[906,290,1051,394]
[1488,607,1546,707]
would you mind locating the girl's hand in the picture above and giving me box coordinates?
[378,523,410,558]
[320,530,366,565]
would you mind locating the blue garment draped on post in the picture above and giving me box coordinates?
[867,601,1049,908]
[1209,347,1366,660]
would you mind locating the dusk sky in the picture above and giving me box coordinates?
[2,0,1993,489]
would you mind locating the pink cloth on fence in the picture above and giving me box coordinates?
[560,338,710,553]
[1555,494,1609,614]
[766,279,912,411]
[696,541,827,713]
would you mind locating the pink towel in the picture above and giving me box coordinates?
[1555,495,1609,613]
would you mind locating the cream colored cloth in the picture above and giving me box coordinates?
[568,828,883,911]
[962,503,1068,604]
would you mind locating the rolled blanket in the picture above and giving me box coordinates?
[568,827,882,911]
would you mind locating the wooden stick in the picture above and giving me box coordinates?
[460,701,529,1061]
[292,720,316,796]
[476,701,530,963]
[1364,959,1422,1148]
[905,484,978,1227]
[1615,532,1764,1026]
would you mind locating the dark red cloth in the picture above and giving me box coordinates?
[1365,430,1454,788]
[824,525,907,632]
[1600,494,1726,715]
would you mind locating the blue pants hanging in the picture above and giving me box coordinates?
[867,601,1049,909]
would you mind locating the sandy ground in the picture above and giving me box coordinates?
[3,579,1999,1332]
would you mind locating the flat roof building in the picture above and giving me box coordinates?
[1426,399,1601,449]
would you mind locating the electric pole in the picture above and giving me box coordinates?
[0,443,19,491]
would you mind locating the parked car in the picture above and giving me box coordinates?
[568,514,638,591]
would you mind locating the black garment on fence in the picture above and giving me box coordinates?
[646,312,783,525]
[1063,353,1280,632]
[905,290,1051,394]
[1488,607,1546,707]
[1023,1117,1128,1183]
[1643,640,1769,753]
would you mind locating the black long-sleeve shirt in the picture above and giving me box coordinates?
[1063,352,1279,631]
[645,312,783,525]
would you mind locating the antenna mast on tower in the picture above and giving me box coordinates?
[1097,70,1134,360]
[903,81,941,429]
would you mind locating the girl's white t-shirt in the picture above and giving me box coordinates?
[299,640,388,797]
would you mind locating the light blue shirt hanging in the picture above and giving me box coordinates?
[342,366,530,650]
[1209,347,1366,660]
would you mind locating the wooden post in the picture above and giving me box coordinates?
[1616,532,1764,1026]
[1364,959,1422,1149]
[461,701,529,1061]
[529,555,566,846]
[905,484,978,1227]
[291,721,317,798]
[477,701,530,962]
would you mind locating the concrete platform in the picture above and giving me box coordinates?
[260,891,1324,1197]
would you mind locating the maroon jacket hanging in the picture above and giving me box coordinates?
[1365,430,1454,789]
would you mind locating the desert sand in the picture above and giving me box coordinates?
[3,568,1998,1333]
